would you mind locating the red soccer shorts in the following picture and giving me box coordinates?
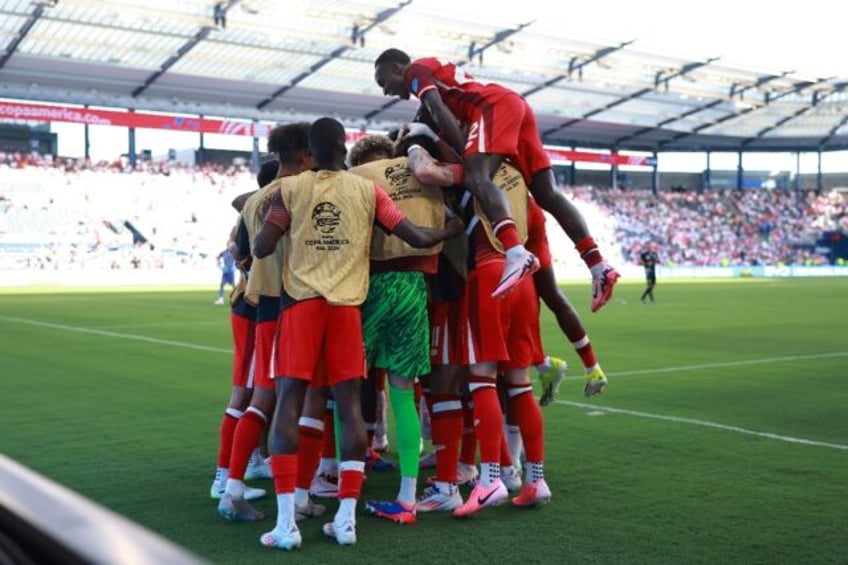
[275,298,365,386]
[230,311,256,388]
[463,90,551,184]
[429,299,466,366]
[461,261,540,371]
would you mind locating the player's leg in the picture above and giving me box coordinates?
[533,264,608,398]
[504,367,550,507]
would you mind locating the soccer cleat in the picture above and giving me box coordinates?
[452,480,508,518]
[511,479,552,507]
[492,247,540,299]
[310,472,339,498]
[584,366,609,397]
[365,499,417,525]
[590,263,620,313]
[260,524,302,551]
[371,433,389,453]
[417,485,463,513]
[322,517,357,546]
[538,357,568,407]
[217,493,265,522]
[501,465,523,492]
[214,297,225,305]
[245,455,272,481]
[457,462,479,487]
[295,498,326,521]
[418,451,437,469]
[211,480,266,501]
[365,448,395,472]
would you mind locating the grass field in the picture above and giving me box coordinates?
[1,278,847,564]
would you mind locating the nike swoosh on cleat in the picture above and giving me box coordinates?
[477,489,499,505]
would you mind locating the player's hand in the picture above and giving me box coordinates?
[445,215,465,237]
[406,122,439,141]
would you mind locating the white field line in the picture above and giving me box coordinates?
[564,351,848,381]
[3,315,847,451]
[0,316,230,354]
[556,399,848,451]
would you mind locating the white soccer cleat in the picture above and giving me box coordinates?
[245,455,272,480]
[211,481,266,501]
[260,524,302,551]
[295,498,327,521]
[417,485,463,513]
[322,517,357,546]
[456,462,479,487]
[501,465,523,492]
[310,472,339,498]
[217,493,265,522]
[492,247,539,299]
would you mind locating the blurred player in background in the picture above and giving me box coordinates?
[215,247,236,305]
[640,243,659,304]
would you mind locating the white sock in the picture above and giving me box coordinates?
[434,480,456,495]
[526,461,545,483]
[276,493,295,529]
[397,476,417,506]
[506,425,523,469]
[215,467,228,485]
[480,462,500,488]
[294,487,309,508]
[336,497,357,524]
[224,478,244,498]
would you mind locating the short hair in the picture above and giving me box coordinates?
[267,122,310,164]
[375,48,411,67]
[348,135,395,167]
[256,159,279,187]
[309,118,347,161]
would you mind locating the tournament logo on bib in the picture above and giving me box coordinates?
[307,201,349,251]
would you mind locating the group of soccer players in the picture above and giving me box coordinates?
[208,48,618,551]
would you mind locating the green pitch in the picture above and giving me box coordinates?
[1,279,846,564]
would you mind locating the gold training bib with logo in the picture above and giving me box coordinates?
[280,170,376,306]
[473,163,529,253]
[242,179,284,303]
[350,157,445,261]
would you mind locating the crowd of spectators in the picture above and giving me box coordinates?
[2,151,846,272]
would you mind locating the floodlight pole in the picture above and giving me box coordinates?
[817,149,823,192]
[736,151,743,191]
[705,151,711,190]
[83,105,90,161]
[128,109,137,169]
[795,152,801,194]
[198,114,206,165]
[569,146,577,186]
[610,148,618,189]
[651,152,658,196]
[251,118,260,173]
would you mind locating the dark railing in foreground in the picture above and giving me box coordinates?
[0,454,206,565]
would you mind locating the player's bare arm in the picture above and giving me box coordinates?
[392,215,464,249]
[407,146,460,187]
[420,89,466,154]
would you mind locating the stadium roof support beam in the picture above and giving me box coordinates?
[132,28,212,98]
[259,0,413,111]
[132,0,241,98]
[658,77,832,150]
[615,71,795,147]
[521,41,634,98]
[542,57,718,138]
[745,83,848,145]
[364,15,532,121]
[0,2,47,71]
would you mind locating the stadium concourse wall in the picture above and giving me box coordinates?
[3,265,848,289]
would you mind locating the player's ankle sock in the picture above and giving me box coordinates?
[296,416,324,492]
[571,333,598,371]
[509,389,545,463]
[389,386,421,481]
[479,462,500,488]
[228,408,265,481]
[431,393,462,483]
[294,487,310,508]
[575,237,603,270]
[492,217,521,251]
[525,461,545,484]
[217,408,242,469]
[398,476,417,506]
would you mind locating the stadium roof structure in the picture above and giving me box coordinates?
[2,0,848,153]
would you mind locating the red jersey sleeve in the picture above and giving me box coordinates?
[406,58,440,98]
[373,184,406,232]
[263,191,291,232]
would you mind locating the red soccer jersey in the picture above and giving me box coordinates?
[405,57,509,123]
